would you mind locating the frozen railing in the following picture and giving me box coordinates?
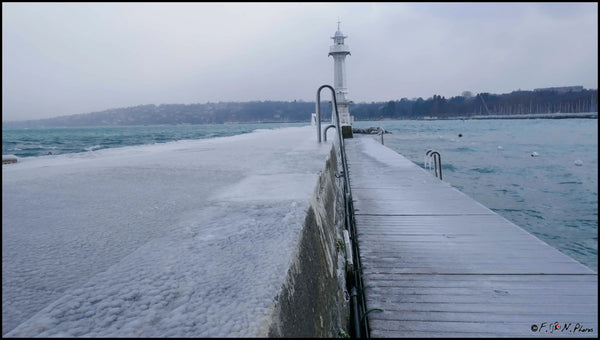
[315,84,369,338]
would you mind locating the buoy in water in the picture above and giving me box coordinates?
[458,133,463,137]
[574,159,583,166]
[531,152,539,157]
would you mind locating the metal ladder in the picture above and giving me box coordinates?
[425,149,443,180]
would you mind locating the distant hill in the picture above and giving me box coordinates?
[3,88,597,128]
[2,101,318,128]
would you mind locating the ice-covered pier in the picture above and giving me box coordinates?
[345,135,598,337]
[2,126,349,337]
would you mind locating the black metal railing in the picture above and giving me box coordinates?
[316,85,369,337]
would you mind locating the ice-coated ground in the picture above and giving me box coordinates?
[2,126,333,337]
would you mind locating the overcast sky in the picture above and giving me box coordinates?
[2,2,598,122]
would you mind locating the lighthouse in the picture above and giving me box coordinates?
[329,21,353,136]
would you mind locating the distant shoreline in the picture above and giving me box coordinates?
[420,112,598,120]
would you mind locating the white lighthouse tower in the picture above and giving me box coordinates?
[329,21,353,131]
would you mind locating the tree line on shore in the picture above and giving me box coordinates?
[351,88,598,119]
[4,87,597,128]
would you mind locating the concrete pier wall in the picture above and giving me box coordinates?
[268,143,350,337]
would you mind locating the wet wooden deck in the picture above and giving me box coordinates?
[345,136,597,337]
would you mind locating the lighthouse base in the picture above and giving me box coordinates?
[341,125,354,139]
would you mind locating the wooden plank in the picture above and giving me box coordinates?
[366,273,598,285]
[355,214,591,275]
[369,320,596,337]
[344,137,598,338]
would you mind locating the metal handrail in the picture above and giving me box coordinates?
[323,124,336,142]
[316,84,351,197]
[316,84,367,337]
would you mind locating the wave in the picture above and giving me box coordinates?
[451,146,476,152]
[558,181,583,185]
[417,162,457,172]
[85,145,103,152]
[468,167,495,174]
[493,208,545,220]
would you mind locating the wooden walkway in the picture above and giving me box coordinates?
[345,136,597,337]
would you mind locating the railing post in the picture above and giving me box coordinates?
[315,92,322,143]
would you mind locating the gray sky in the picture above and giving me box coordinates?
[2,2,598,122]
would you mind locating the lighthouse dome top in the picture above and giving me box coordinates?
[332,31,346,43]
[331,20,347,42]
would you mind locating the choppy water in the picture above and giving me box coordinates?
[1,123,304,158]
[3,119,597,271]
[354,119,597,271]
